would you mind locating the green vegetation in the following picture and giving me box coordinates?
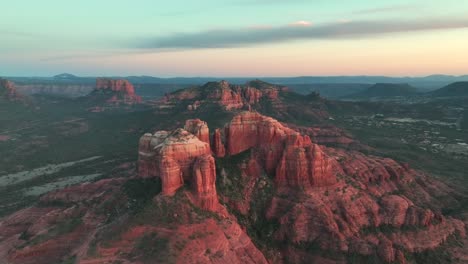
[123,178,162,213]
[60,255,77,264]
[462,109,468,129]
[215,150,252,201]
[406,233,464,264]
[215,149,281,259]
[20,217,83,248]
[134,232,173,263]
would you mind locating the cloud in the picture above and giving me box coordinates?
[137,18,468,50]
[289,20,312,27]
[354,4,419,14]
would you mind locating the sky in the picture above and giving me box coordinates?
[2,0,468,77]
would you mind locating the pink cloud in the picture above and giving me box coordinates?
[289,20,312,27]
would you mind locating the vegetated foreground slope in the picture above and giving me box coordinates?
[0,80,467,264]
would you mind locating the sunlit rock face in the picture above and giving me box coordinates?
[212,128,226,157]
[214,112,466,263]
[223,111,336,188]
[138,120,219,211]
[163,80,285,111]
[184,119,210,147]
[93,78,142,104]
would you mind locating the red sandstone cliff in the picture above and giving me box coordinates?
[184,119,210,146]
[214,112,466,263]
[92,78,142,104]
[163,80,285,111]
[138,121,219,211]
[212,128,226,157]
[222,111,337,188]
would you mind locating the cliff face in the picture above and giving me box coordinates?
[212,128,226,157]
[213,112,466,263]
[92,78,142,104]
[222,111,337,188]
[138,121,219,211]
[164,80,286,111]
[0,78,26,102]
[184,119,210,147]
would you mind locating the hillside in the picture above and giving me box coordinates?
[345,83,419,99]
[432,82,468,97]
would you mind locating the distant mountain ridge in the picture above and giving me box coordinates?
[5,74,468,99]
[7,74,468,87]
[53,73,79,79]
[345,83,419,98]
[431,81,468,97]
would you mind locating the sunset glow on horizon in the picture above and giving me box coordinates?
[2,0,468,77]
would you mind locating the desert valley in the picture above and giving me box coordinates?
[0,75,467,263]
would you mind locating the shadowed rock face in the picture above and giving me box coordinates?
[92,78,142,104]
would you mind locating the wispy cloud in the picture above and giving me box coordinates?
[354,4,419,14]
[289,20,313,27]
[137,18,468,50]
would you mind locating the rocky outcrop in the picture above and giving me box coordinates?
[95,78,136,95]
[184,119,210,146]
[164,80,286,111]
[92,78,141,104]
[191,154,218,211]
[212,128,226,157]
[210,112,466,263]
[138,122,219,211]
[0,177,267,264]
[0,78,26,102]
[222,111,336,188]
[259,148,466,263]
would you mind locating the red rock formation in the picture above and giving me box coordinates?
[0,177,266,264]
[138,121,219,211]
[260,148,467,263]
[212,128,226,157]
[191,154,218,210]
[184,119,210,146]
[93,78,142,104]
[212,112,467,263]
[223,111,336,188]
[0,78,26,102]
[0,179,124,264]
[96,78,135,95]
[164,80,285,111]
